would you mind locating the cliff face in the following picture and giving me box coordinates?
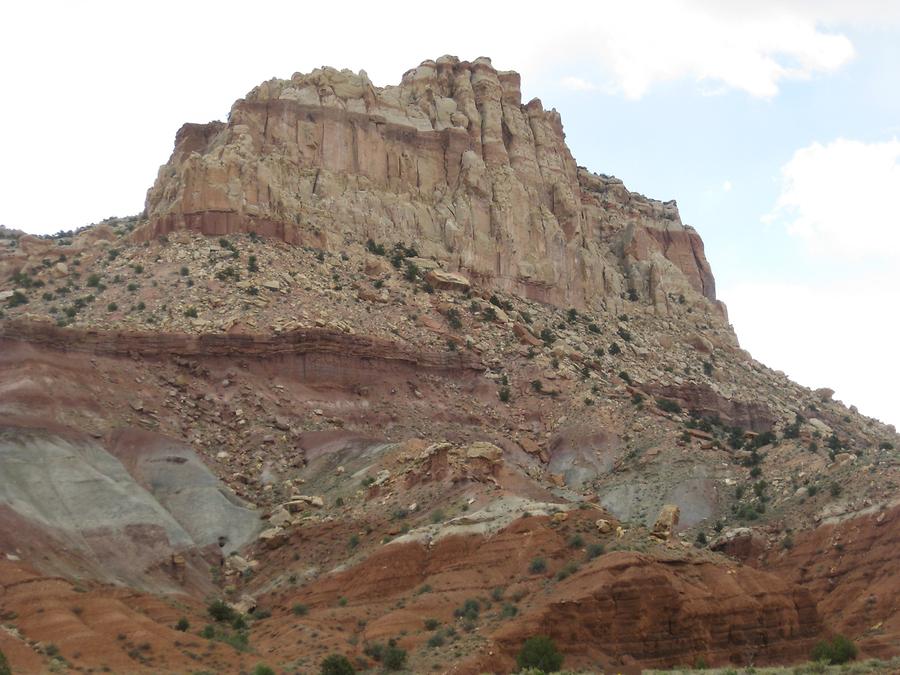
[144,56,720,315]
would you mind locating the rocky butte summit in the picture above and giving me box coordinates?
[144,55,720,316]
[0,56,899,674]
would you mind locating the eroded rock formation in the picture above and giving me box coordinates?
[143,56,721,315]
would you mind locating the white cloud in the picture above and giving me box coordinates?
[728,136,900,426]
[725,277,900,427]
[561,76,600,92]
[768,138,900,260]
[0,0,885,232]
[722,180,733,192]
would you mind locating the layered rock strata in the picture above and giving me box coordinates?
[144,56,721,315]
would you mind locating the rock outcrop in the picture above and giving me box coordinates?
[143,56,722,316]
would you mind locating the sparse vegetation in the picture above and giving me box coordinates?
[517,636,563,673]
[529,557,547,574]
[811,635,857,665]
[320,653,355,675]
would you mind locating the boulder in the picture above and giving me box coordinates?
[424,269,471,292]
[650,504,680,540]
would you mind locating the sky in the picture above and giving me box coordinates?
[2,1,898,426]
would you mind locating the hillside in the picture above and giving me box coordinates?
[1,57,898,674]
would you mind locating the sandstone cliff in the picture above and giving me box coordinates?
[144,56,721,316]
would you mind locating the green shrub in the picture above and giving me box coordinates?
[556,561,578,581]
[516,636,563,672]
[252,665,275,675]
[107,302,118,312]
[0,648,10,675]
[184,307,198,318]
[529,557,547,574]
[6,290,27,307]
[207,599,236,623]
[424,618,439,631]
[320,653,355,675]
[180,266,189,276]
[499,386,511,402]
[248,255,259,273]
[454,599,480,621]
[382,645,407,671]
[586,543,605,560]
[608,342,621,355]
[446,308,462,329]
[811,635,856,664]
[175,617,189,631]
[656,397,682,414]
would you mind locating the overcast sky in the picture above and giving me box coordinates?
[2,1,898,426]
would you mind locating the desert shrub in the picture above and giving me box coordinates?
[424,618,439,631]
[878,441,894,450]
[501,603,518,618]
[0,649,10,675]
[366,239,386,256]
[86,273,101,287]
[540,328,556,345]
[106,302,118,312]
[608,342,621,355]
[529,557,547,574]
[454,599,480,621]
[252,665,275,675]
[586,543,605,560]
[749,430,777,449]
[382,645,407,671]
[516,636,563,673]
[320,653,355,675]
[446,308,462,329]
[403,261,419,281]
[811,635,856,664]
[175,617,190,631]
[555,561,578,581]
[499,386,511,402]
[247,255,259,273]
[656,398,682,414]
[6,291,27,307]
[617,326,632,342]
[207,599,236,623]
[180,266,189,276]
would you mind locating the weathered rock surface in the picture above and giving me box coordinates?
[143,56,722,315]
